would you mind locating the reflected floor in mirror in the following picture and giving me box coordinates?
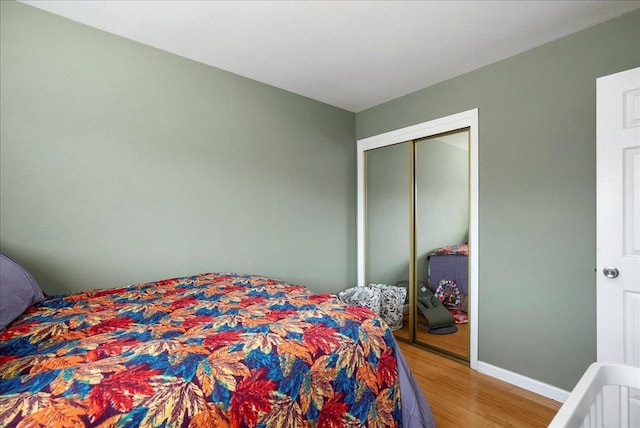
[394,314,469,361]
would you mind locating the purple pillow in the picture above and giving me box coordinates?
[0,253,46,331]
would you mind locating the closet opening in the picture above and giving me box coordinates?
[357,109,478,368]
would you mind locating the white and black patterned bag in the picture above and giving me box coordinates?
[368,283,407,331]
[338,286,382,315]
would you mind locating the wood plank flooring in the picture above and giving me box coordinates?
[398,342,562,427]
[395,314,469,360]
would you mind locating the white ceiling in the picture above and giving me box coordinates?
[21,0,640,112]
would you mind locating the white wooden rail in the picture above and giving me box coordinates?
[549,363,640,428]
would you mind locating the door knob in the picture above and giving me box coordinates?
[602,267,619,279]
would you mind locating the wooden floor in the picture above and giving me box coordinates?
[398,342,562,427]
[395,314,469,360]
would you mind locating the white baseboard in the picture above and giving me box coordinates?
[477,361,570,403]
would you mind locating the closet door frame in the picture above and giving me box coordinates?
[357,108,479,370]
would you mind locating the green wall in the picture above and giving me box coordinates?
[356,10,640,391]
[0,1,355,295]
[366,143,410,286]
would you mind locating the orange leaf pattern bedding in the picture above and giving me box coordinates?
[0,273,404,427]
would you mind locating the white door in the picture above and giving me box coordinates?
[596,67,640,427]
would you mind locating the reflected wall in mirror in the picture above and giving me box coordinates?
[415,129,470,360]
[365,142,411,341]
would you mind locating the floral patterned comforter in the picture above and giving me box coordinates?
[0,273,402,427]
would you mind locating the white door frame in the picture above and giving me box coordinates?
[356,108,479,370]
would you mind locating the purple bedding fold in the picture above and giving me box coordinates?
[395,337,436,427]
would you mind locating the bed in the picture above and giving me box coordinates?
[426,244,468,322]
[0,262,434,427]
[426,244,468,295]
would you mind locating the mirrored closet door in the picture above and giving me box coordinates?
[359,123,474,363]
[365,142,412,341]
[414,129,470,360]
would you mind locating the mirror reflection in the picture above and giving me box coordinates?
[364,129,470,360]
[414,129,469,360]
[365,142,411,340]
